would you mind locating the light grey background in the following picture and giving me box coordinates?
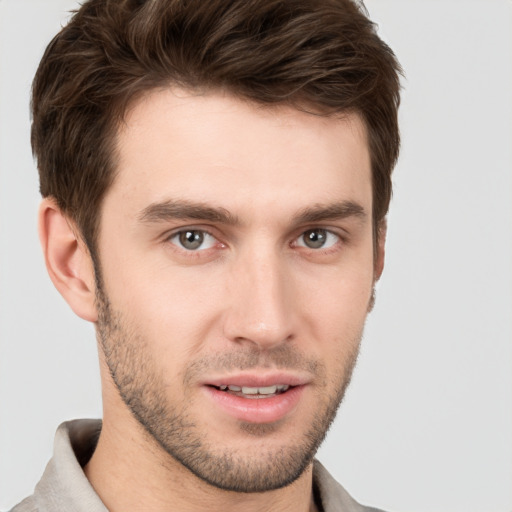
[1,1,511,511]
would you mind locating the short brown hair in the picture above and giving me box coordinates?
[31,0,402,253]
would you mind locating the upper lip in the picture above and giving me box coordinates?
[202,372,311,388]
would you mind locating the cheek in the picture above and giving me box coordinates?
[101,253,225,359]
[299,255,375,314]
[296,263,374,350]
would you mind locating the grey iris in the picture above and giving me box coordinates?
[303,229,327,249]
[179,230,204,250]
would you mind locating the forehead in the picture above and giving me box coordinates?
[109,88,372,221]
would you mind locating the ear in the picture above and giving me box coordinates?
[38,198,98,322]
[374,218,387,281]
[368,219,387,313]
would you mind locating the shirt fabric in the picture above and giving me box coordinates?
[10,419,386,512]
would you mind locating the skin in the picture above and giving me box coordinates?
[39,88,385,512]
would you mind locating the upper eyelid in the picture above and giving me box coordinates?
[293,226,348,241]
[166,229,219,253]
[161,225,347,245]
[163,225,218,240]
[293,228,342,244]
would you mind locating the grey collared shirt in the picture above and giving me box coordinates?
[10,420,386,512]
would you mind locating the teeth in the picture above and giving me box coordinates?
[257,385,278,395]
[242,386,263,395]
[219,384,290,395]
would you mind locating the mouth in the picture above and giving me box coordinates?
[209,384,292,399]
[202,374,307,424]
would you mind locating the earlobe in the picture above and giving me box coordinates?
[368,220,387,313]
[38,198,98,322]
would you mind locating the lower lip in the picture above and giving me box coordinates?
[203,385,305,424]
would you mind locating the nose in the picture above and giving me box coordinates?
[222,248,297,350]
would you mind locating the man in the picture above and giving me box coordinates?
[11,0,401,511]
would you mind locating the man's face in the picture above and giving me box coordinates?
[94,89,379,492]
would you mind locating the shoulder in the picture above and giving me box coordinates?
[6,420,104,512]
[8,495,38,512]
[313,460,388,512]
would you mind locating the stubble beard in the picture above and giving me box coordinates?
[95,282,363,493]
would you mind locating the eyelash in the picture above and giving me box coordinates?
[293,228,342,252]
[166,228,222,253]
[164,227,345,255]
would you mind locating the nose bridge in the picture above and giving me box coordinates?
[224,242,295,347]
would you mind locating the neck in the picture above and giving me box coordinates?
[84,411,318,512]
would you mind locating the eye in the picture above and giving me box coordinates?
[296,228,340,249]
[169,230,217,251]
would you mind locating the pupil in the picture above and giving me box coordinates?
[305,229,326,249]
[180,230,203,250]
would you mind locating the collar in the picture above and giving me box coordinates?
[31,419,375,512]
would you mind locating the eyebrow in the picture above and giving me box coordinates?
[138,199,239,225]
[293,201,367,225]
[138,198,367,226]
